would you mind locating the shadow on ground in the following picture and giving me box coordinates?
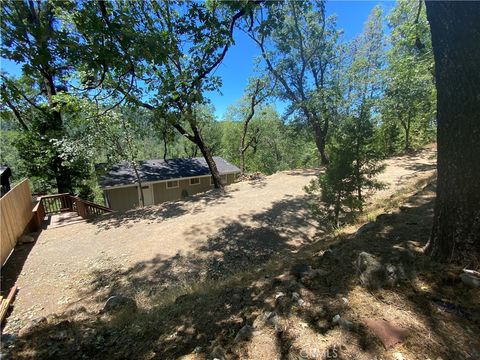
[87,189,235,231]
[5,179,480,360]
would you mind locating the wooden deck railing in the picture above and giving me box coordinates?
[32,193,113,230]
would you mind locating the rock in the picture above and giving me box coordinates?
[211,345,226,359]
[254,311,279,329]
[18,235,35,244]
[341,297,349,305]
[102,295,137,314]
[355,222,376,236]
[393,352,405,360]
[275,292,290,313]
[460,272,480,288]
[234,325,254,342]
[384,263,406,287]
[356,252,385,290]
[356,251,410,289]
[297,299,306,307]
[332,314,354,331]
[291,292,300,301]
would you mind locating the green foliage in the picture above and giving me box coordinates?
[306,5,386,226]
[219,106,319,175]
[248,0,343,163]
[307,116,385,226]
[381,0,436,153]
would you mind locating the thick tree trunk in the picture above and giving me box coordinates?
[191,124,224,189]
[312,121,330,165]
[425,1,480,264]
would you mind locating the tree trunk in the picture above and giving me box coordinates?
[312,121,330,165]
[404,119,411,152]
[424,1,480,264]
[191,124,224,189]
[239,121,248,175]
[54,158,72,194]
[132,162,145,207]
[239,147,246,175]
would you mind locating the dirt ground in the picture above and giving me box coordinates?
[5,145,471,360]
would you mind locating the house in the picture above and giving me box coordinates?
[99,156,240,211]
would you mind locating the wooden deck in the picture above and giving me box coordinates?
[47,212,86,229]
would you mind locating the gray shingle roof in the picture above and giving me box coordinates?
[99,156,240,188]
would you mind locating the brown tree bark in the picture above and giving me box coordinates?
[239,78,267,175]
[191,124,224,189]
[312,120,330,165]
[424,1,480,264]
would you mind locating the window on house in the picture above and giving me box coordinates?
[166,180,179,189]
[190,177,200,185]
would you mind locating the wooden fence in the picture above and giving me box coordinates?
[0,179,33,265]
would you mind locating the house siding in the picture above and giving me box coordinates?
[107,173,238,211]
[106,186,139,212]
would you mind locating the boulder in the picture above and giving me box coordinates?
[356,252,410,289]
[356,252,385,290]
[103,295,137,314]
[355,222,376,236]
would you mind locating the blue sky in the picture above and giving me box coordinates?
[208,1,395,119]
[0,1,395,120]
